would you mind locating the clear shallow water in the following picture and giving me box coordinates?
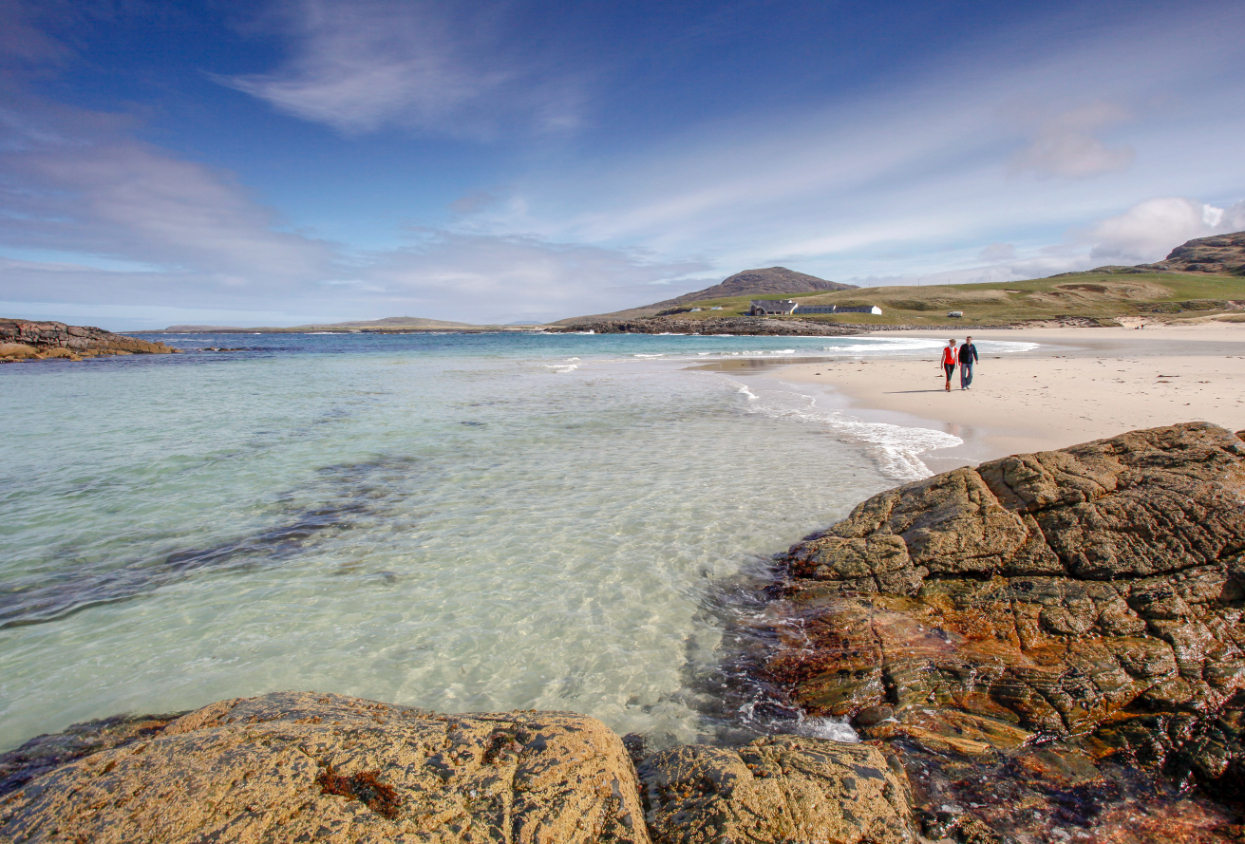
[0,332,1032,750]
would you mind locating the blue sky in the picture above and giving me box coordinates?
[1,0,1243,328]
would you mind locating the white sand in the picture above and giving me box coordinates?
[772,322,1245,468]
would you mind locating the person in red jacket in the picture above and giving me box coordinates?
[940,339,958,392]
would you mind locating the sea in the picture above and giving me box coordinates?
[0,331,1035,751]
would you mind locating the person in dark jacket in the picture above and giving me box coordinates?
[958,336,979,390]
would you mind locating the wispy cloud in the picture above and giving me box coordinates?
[0,96,700,324]
[357,230,708,322]
[0,0,172,72]
[1010,102,1135,179]
[3,0,1245,329]
[0,0,72,69]
[0,99,336,293]
[221,0,586,137]
[498,3,1245,283]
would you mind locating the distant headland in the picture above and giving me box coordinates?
[161,316,545,333]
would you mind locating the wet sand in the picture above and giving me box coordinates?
[769,322,1245,470]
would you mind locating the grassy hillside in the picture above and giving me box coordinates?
[648,271,1245,327]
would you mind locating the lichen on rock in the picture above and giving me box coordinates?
[637,737,915,844]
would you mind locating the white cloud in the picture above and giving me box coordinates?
[979,242,1016,262]
[1221,201,1245,233]
[449,190,503,215]
[221,0,585,137]
[1084,197,1238,264]
[848,195,1245,290]
[1010,102,1135,178]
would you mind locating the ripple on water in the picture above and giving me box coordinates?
[0,336,960,750]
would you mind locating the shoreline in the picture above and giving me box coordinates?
[764,323,1245,468]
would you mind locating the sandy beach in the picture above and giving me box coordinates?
[769,321,1245,470]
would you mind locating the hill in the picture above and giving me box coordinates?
[1145,231,1245,276]
[560,267,854,322]
[163,316,539,333]
[656,267,855,306]
[555,233,1245,332]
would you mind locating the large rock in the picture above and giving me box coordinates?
[762,422,1245,842]
[0,692,650,844]
[637,737,915,844]
[0,318,177,361]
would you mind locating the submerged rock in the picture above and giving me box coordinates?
[0,692,650,843]
[763,421,1245,842]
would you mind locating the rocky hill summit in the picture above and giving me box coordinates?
[560,267,855,325]
[655,267,856,309]
[1091,231,1245,277]
[0,318,177,362]
[1146,231,1245,276]
[561,316,863,336]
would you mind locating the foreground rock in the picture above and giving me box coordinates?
[553,316,862,336]
[763,421,1245,842]
[0,318,177,362]
[0,692,917,844]
[0,692,650,843]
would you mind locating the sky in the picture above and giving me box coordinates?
[1,0,1243,329]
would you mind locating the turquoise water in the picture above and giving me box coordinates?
[0,331,1006,749]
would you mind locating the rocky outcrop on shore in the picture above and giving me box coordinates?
[0,318,177,362]
[764,421,1245,842]
[552,316,863,336]
[0,692,916,844]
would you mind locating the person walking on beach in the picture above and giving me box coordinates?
[941,339,958,392]
[959,335,979,390]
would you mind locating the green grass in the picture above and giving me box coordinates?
[661,271,1245,326]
